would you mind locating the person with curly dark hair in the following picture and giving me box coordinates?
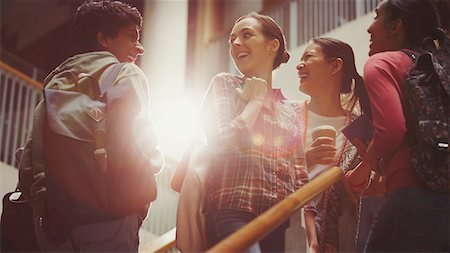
[18,1,161,252]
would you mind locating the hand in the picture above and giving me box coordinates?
[352,137,382,175]
[235,77,268,102]
[305,137,336,168]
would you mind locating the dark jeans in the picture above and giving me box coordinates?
[364,187,450,252]
[207,209,288,253]
[356,195,385,252]
[49,214,140,252]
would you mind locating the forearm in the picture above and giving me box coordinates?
[237,99,264,130]
[305,211,318,248]
[201,75,264,152]
[18,137,34,202]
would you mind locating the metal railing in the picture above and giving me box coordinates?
[0,59,181,246]
[0,48,47,82]
[0,61,43,166]
[141,228,177,253]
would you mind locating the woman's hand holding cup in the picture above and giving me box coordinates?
[306,125,337,168]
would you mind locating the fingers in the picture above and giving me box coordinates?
[236,77,268,101]
[314,156,335,166]
[310,136,335,147]
[305,144,337,167]
[243,77,267,101]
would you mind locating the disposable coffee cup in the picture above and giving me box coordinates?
[311,125,337,146]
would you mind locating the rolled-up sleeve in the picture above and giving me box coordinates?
[113,64,160,172]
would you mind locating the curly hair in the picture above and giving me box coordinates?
[72,0,142,53]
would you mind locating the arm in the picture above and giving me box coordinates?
[344,161,371,193]
[305,211,319,253]
[293,138,319,252]
[199,74,266,153]
[363,54,410,164]
[18,101,46,218]
[18,136,34,202]
[117,65,162,174]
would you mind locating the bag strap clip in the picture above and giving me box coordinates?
[94,129,107,173]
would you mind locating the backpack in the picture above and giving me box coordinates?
[39,63,158,242]
[401,37,450,193]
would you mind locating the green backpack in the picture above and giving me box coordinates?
[40,63,158,242]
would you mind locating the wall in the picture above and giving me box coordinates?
[224,1,264,30]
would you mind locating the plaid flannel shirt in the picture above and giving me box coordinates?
[199,73,314,215]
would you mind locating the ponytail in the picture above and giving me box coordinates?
[354,75,372,118]
[342,73,371,118]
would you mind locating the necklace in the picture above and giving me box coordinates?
[301,100,350,166]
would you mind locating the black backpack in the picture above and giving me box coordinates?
[39,63,158,242]
[401,36,450,193]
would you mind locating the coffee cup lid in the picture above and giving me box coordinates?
[311,125,336,134]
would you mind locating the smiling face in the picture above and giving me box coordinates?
[229,17,277,77]
[296,42,335,97]
[99,22,144,63]
[367,0,398,56]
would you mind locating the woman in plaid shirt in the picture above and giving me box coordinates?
[198,12,313,252]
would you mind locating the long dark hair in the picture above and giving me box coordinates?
[311,37,371,117]
[383,0,446,51]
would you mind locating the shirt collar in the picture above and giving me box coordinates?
[272,88,287,102]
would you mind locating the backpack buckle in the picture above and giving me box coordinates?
[94,129,108,173]
[94,148,108,173]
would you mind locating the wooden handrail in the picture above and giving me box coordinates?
[143,166,343,253]
[207,166,343,253]
[141,227,176,253]
[0,61,44,90]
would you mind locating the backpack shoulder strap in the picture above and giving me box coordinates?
[398,50,418,140]
[400,49,418,61]
[99,63,125,96]
[93,62,124,172]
